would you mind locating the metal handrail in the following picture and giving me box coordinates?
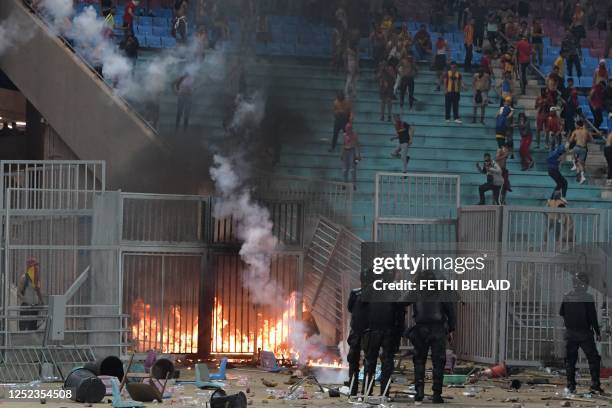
[19,0,160,136]
[496,30,601,134]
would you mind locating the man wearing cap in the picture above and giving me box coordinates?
[443,61,464,124]
[560,272,604,394]
[17,258,43,331]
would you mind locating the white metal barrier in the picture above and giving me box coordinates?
[374,172,460,242]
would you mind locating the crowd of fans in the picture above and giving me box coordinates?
[328,0,612,200]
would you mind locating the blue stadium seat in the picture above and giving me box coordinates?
[153,17,168,27]
[136,25,153,35]
[161,36,176,48]
[138,16,153,26]
[152,26,168,36]
[135,34,146,47]
[146,36,161,48]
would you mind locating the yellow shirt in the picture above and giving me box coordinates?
[553,56,565,78]
[446,71,462,93]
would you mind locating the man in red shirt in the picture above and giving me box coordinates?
[463,18,475,73]
[123,0,139,36]
[515,35,532,95]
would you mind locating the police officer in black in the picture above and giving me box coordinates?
[347,287,368,396]
[560,271,604,394]
[407,270,456,404]
[361,300,405,397]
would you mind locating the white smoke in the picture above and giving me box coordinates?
[0,18,35,56]
[210,154,280,305]
[38,0,73,33]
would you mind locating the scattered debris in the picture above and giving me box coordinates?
[560,401,571,407]
[261,378,278,387]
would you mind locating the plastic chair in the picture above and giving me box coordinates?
[209,357,228,380]
[111,378,144,408]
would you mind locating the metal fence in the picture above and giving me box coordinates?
[252,173,353,228]
[303,217,361,346]
[374,172,460,242]
[455,205,612,366]
[0,160,105,209]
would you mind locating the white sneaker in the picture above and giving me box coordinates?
[579,174,586,184]
[570,164,577,171]
[560,197,568,204]
[454,119,462,124]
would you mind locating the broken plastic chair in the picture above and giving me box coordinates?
[111,378,144,408]
[209,357,228,380]
[258,351,287,373]
[194,364,225,389]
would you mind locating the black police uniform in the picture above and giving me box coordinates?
[361,302,405,396]
[407,301,456,402]
[560,289,602,393]
[347,288,368,395]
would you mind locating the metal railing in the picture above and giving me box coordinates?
[374,172,460,242]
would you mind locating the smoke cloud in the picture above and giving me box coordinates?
[0,18,34,56]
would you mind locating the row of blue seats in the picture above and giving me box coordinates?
[75,2,173,18]
[134,34,176,49]
[136,24,171,36]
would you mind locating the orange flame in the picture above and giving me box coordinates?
[130,299,199,353]
[307,359,347,368]
[211,292,297,356]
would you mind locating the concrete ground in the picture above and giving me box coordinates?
[0,366,610,407]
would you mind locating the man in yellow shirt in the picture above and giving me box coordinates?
[443,61,465,123]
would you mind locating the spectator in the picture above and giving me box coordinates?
[17,258,43,331]
[386,37,402,68]
[593,60,608,86]
[101,0,113,17]
[560,29,581,78]
[496,145,512,204]
[330,90,352,152]
[331,24,345,73]
[605,27,612,59]
[605,131,612,186]
[563,79,579,135]
[480,50,492,75]
[173,71,194,131]
[345,46,359,101]
[605,78,612,115]
[464,18,475,73]
[515,35,532,95]
[499,71,514,107]
[571,3,586,45]
[123,0,139,37]
[588,81,606,129]
[370,26,386,66]
[486,11,499,52]
[500,52,514,82]
[472,67,491,124]
[378,62,395,121]
[476,153,503,205]
[173,8,189,44]
[390,115,414,173]
[194,26,209,61]
[505,115,515,159]
[535,88,553,149]
[397,54,417,110]
[547,107,563,149]
[443,61,464,123]
[341,116,360,189]
[433,34,449,91]
[496,97,514,147]
[120,32,140,67]
[413,25,432,62]
[530,18,544,66]
[472,0,486,51]
[568,120,594,184]
[547,66,563,103]
[518,20,529,38]
[102,7,116,39]
[547,143,568,201]
[517,112,534,170]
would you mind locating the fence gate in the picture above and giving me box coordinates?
[303,217,361,346]
[374,172,460,242]
[119,193,208,355]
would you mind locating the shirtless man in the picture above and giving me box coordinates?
[568,120,594,184]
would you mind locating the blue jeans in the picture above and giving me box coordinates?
[342,148,357,184]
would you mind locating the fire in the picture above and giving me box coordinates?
[130,299,198,353]
[307,359,347,368]
[211,292,297,356]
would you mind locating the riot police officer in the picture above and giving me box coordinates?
[406,270,456,404]
[361,300,405,397]
[347,287,368,396]
[560,271,604,394]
